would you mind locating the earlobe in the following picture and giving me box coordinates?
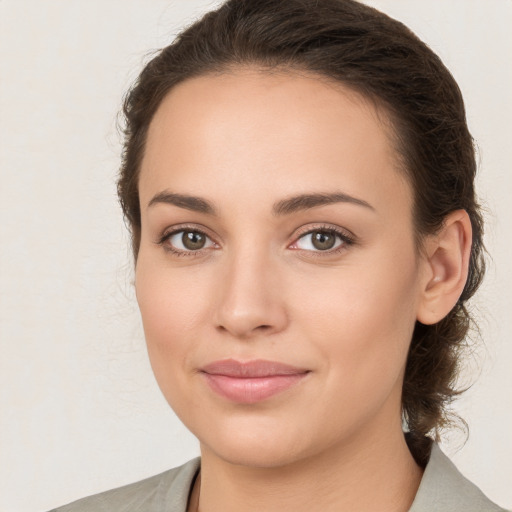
[416,210,472,325]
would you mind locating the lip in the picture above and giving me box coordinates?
[200,359,310,404]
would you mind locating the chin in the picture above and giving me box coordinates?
[205,437,307,469]
[192,413,332,470]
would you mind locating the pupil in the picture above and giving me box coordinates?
[182,231,205,250]
[312,231,335,250]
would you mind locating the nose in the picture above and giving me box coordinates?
[213,250,288,339]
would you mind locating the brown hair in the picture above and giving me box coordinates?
[118,0,485,466]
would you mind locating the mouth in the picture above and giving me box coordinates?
[200,359,310,404]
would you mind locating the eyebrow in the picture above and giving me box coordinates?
[147,190,374,216]
[148,191,217,215]
[272,192,375,216]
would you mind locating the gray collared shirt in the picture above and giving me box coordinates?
[50,444,507,511]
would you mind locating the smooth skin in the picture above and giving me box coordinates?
[135,68,472,512]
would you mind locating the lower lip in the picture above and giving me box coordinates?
[202,373,307,403]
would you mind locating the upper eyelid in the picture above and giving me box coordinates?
[161,223,217,241]
[162,222,355,239]
[291,228,356,250]
[292,223,355,241]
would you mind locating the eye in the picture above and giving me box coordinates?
[163,229,216,253]
[292,228,352,252]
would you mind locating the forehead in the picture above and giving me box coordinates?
[140,68,411,216]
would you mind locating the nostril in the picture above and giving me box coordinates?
[215,322,274,338]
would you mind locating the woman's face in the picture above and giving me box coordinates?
[136,69,429,467]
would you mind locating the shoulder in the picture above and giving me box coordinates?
[48,457,200,512]
[409,444,507,512]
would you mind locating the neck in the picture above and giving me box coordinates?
[194,425,423,512]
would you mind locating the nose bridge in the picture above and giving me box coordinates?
[214,242,287,338]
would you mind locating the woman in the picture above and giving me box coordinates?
[50,0,507,510]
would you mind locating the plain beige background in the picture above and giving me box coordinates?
[0,1,510,511]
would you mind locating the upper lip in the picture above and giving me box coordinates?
[200,359,310,378]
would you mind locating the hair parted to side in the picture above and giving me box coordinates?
[118,0,485,466]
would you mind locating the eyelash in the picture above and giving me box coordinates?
[291,225,356,256]
[156,224,356,258]
[156,225,215,257]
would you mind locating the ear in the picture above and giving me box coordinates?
[416,210,472,325]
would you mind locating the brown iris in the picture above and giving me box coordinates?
[311,230,336,250]
[182,231,206,250]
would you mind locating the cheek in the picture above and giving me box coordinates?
[136,255,210,336]
[295,246,420,395]
[134,258,212,393]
